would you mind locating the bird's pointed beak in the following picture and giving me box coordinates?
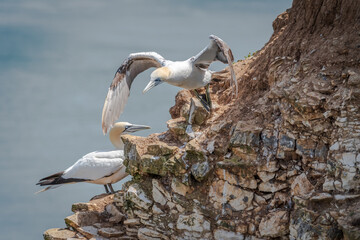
[143,78,163,94]
[123,124,151,134]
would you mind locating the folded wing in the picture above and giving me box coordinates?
[36,150,125,193]
[193,35,238,96]
[62,150,124,181]
[102,52,167,134]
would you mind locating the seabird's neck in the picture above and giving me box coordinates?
[109,128,124,150]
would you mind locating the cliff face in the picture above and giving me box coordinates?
[44,0,360,239]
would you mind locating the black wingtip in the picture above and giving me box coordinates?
[38,171,64,182]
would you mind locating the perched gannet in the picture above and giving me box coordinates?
[36,122,150,194]
[102,35,237,134]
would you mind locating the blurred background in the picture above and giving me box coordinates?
[0,0,292,239]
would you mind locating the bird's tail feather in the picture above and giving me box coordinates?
[36,171,89,194]
[37,171,64,185]
[35,185,62,194]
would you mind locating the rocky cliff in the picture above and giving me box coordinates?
[44,0,360,239]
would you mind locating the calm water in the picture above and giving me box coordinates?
[0,0,291,239]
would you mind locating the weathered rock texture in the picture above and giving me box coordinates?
[44,0,360,239]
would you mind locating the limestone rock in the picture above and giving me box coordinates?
[348,69,360,86]
[169,89,192,119]
[125,184,153,210]
[216,219,236,231]
[209,180,253,211]
[296,139,317,158]
[257,161,279,173]
[152,205,164,215]
[138,155,168,176]
[185,138,205,155]
[167,117,187,135]
[171,178,191,196]
[289,206,323,239]
[114,192,124,207]
[229,121,262,149]
[72,194,113,213]
[122,135,185,177]
[214,229,244,240]
[43,228,77,240]
[278,133,296,151]
[291,173,314,198]
[258,181,287,193]
[105,204,125,223]
[257,171,275,182]
[277,172,287,181]
[236,224,248,234]
[254,194,267,205]
[232,146,258,162]
[72,225,98,239]
[64,212,101,239]
[147,142,177,156]
[152,179,171,206]
[71,202,97,213]
[134,209,151,220]
[176,211,210,232]
[138,228,168,240]
[341,167,358,190]
[216,168,237,185]
[124,218,141,226]
[310,193,333,202]
[188,97,210,125]
[238,175,257,189]
[310,162,327,171]
[167,118,189,142]
[287,169,298,177]
[337,207,360,240]
[191,161,211,182]
[323,177,335,192]
[64,212,100,228]
[228,186,254,211]
[98,227,124,238]
[261,129,278,150]
[216,162,255,182]
[259,211,289,237]
[337,152,357,167]
[334,194,360,202]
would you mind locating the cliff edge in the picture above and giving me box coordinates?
[44,0,360,239]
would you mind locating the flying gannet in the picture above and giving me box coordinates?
[102,35,237,134]
[36,122,150,194]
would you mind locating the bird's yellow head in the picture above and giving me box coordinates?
[151,67,171,81]
[143,67,170,93]
[109,122,150,149]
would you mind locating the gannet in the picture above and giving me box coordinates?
[102,35,237,134]
[36,122,150,194]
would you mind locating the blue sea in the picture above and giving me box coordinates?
[0,0,292,239]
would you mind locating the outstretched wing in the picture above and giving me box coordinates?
[102,52,167,134]
[192,35,238,96]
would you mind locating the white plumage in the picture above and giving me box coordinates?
[62,150,125,183]
[36,122,150,194]
[102,35,237,134]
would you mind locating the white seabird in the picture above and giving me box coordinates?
[102,35,237,134]
[36,122,150,194]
